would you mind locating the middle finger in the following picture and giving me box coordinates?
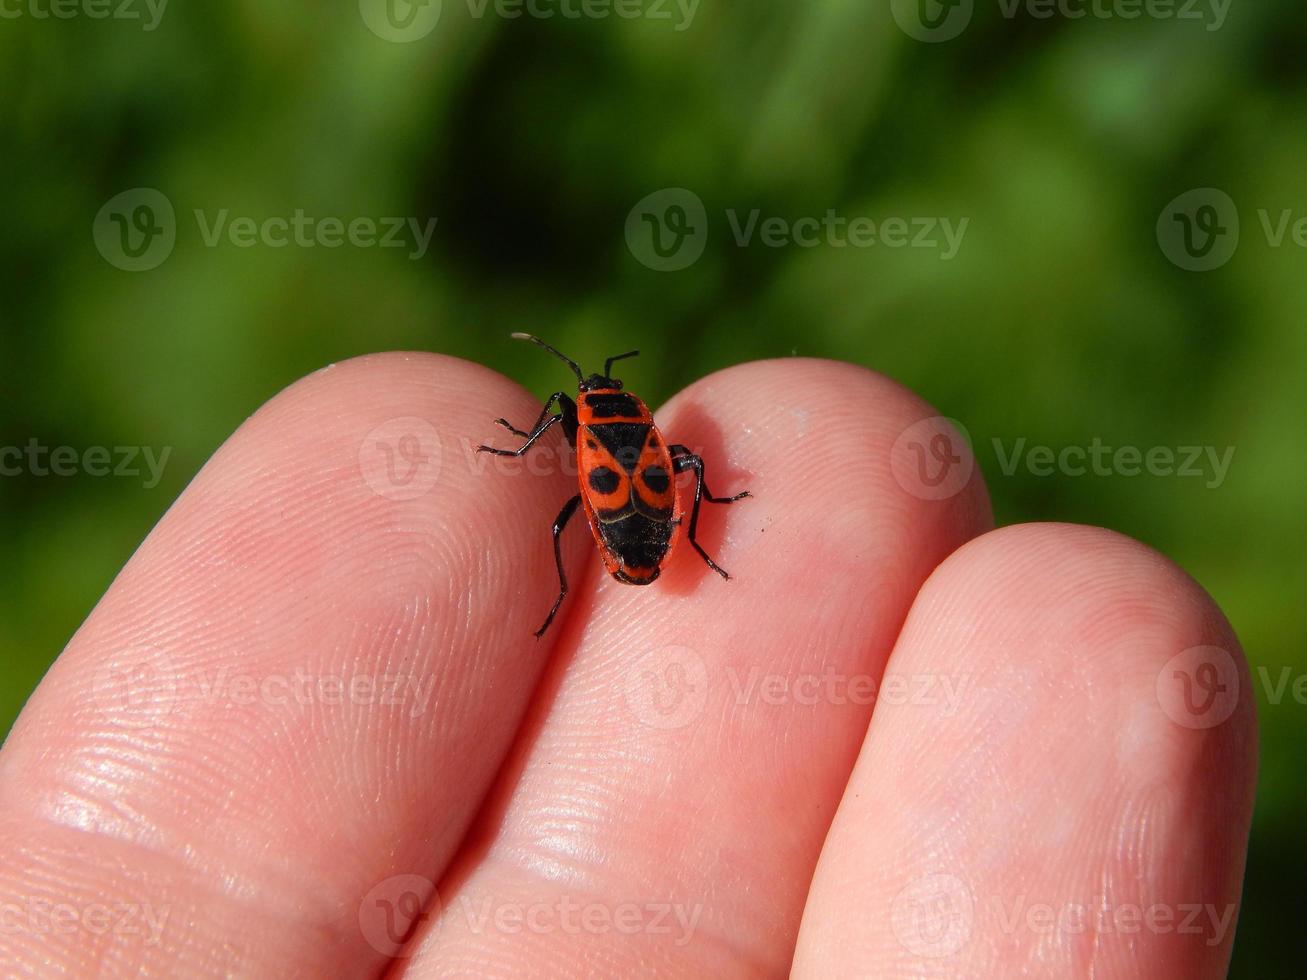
[403,358,992,977]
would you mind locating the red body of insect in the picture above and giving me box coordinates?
[574,385,679,585]
[477,334,751,636]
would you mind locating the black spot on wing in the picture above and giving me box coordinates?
[641,465,670,494]
[588,465,620,495]
[591,423,650,473]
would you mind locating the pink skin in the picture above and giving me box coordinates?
[0,354,1255,978]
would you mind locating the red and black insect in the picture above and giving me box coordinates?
[478,333,751,637]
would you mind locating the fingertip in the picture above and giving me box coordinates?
[795,521,1255,980]
[657,356,992,604]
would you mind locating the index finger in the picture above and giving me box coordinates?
[0,352,582,977]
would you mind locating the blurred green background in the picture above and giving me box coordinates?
[1,1,1303,974]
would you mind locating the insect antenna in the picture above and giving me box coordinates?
[511,333,584,385]
[603,349,640,377]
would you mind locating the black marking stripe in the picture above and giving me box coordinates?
[591,422,650,474]
[585,392,641,419]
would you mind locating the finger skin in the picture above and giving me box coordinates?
[792,523,1258,979]
[399,358,993,978]
[0,353,586,977]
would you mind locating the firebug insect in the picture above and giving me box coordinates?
[478,333,752,637]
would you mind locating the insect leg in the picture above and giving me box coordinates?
[669,445,752,504]
[477,413,561,457]
[536,494,583,638]
[492,390,568,439]
[669,445,751,579]
[493,419,530,437]
[556,393,579,447]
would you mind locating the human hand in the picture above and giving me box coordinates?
[0,354,1256,977]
